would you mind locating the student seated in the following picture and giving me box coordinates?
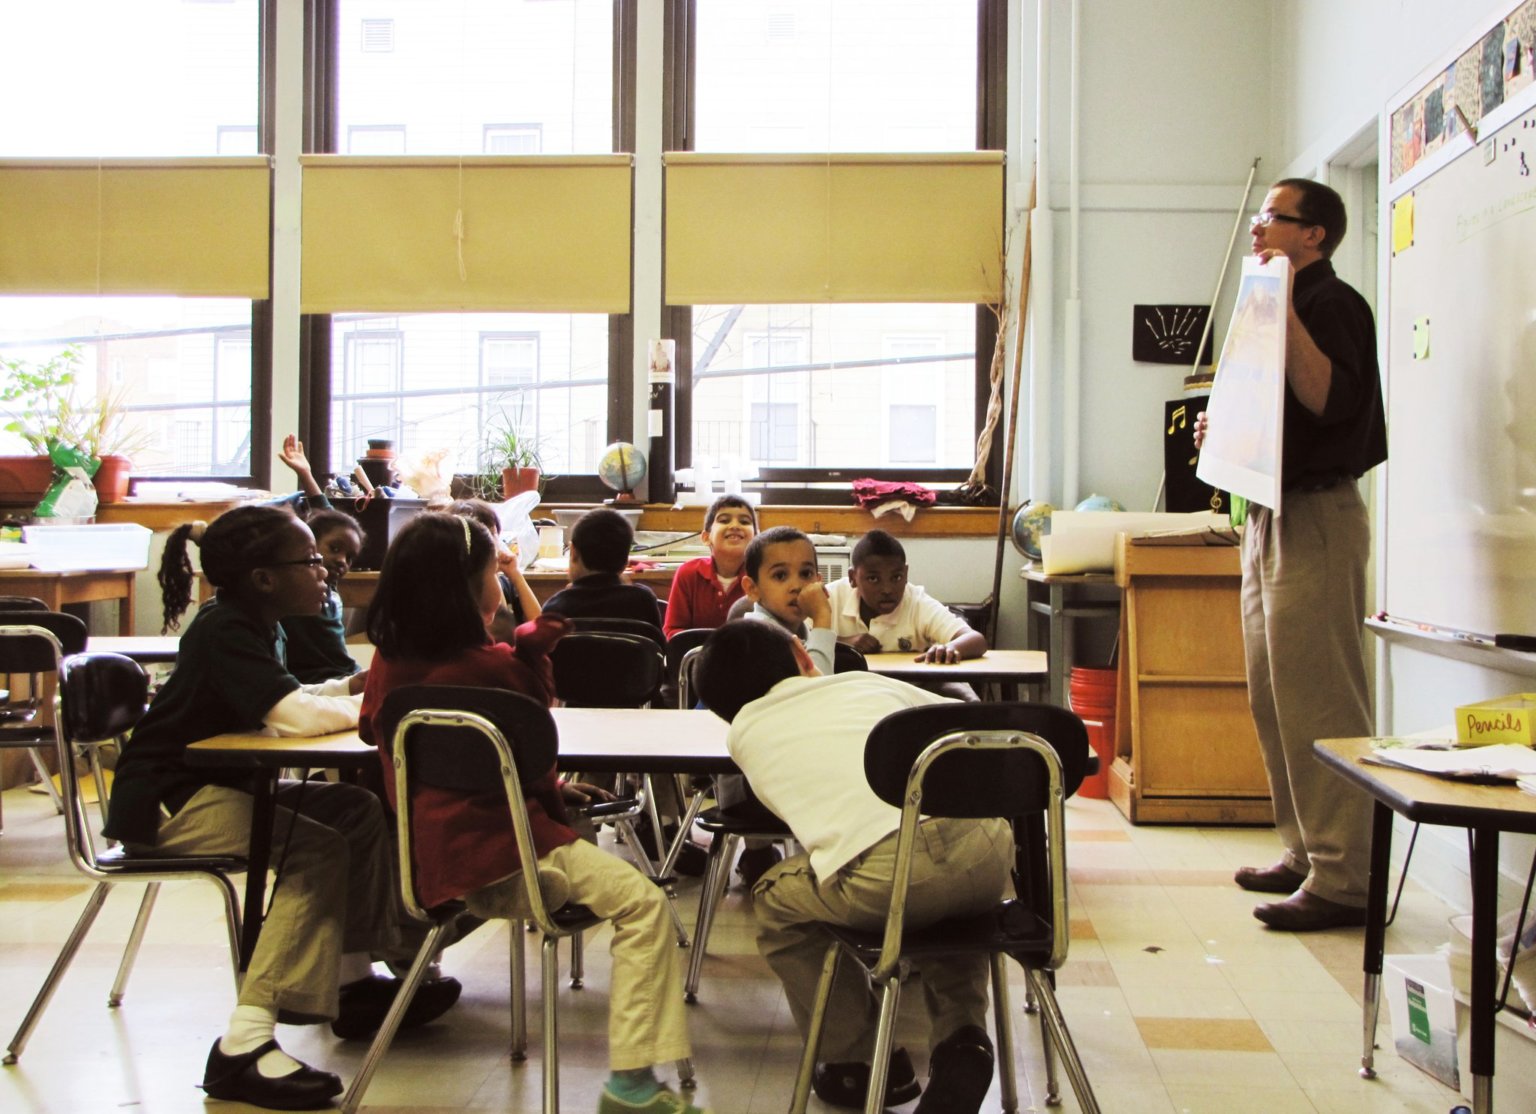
[828,528,988,700]
[693,620,1008,1114]
[447,497,542,643]
[662,494,757,638]
[542,507,664,628]
[739,525,834,674]
[359,513,708,1114]
[105,504,460,1112]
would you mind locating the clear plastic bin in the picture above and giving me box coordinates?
[21,523,152,571]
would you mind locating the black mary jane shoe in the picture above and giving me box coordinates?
[330,973,463,1040]
[812,1046,922,1109]
[915,1025,995,1114]
[201,1039,343,1110]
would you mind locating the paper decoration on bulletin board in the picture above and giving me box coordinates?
[1132,304,1212,365]
[1392,193,1415,254]
[1164,398,1227,514]
[1413,316,1432,359]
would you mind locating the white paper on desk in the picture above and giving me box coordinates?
[1039,511,1227,574]
[1364,743,1536,780]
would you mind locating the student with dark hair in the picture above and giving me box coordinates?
[739,525,834,674]
[270,433,366,683]
[109,504,458,1110]
[446,497,542,641]
[542,507,663,628]
[662,494,757,638]
[693,620,1006,1114]
[360,512,709,1114]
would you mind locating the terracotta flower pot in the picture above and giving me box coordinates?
[92,454,132,504]
[501,466,540,499]
[0,455,56,504]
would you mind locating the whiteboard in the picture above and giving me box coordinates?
[1385,98,1536,637]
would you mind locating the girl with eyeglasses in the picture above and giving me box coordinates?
[105,504,458,1110]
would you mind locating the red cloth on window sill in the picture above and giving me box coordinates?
[851,478,937,508]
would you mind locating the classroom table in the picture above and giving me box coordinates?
[1313,737,1536,1114]
[89,635,181,663]
[863,648,1048,701]
[185,707,733,968]
[0,568,137,635]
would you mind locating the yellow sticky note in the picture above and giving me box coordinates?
[1413,315,1431,360]
[1392,194,1415,254]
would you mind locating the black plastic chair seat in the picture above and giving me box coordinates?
[550,903,599,932]
[95,846,248,875]
[822,899,1054,966]
[695,803,792,839]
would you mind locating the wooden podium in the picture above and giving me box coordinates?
[1108,535,1273,824]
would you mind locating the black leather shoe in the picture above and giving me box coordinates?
[915,1025,994,1114]
[812,1046,921,1109]
[201,1039,343,1110]
[330,973,463,1040]
[1253,890,1368,932]
[735,845,782,890]
[1234,861,1307,894]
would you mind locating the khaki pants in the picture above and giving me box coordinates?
[1241,483,1375,907]
[753,817,1013,1063]
[138,779,405,1021]
[467,838,692,1070]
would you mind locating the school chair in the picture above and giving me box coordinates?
[0,609,88,815]
[5,649,244,1066]
[787,701,1100,1114]
[340,684,694,1114]
[568,615,666,647]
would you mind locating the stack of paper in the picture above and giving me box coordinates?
[1364,743,1536,780]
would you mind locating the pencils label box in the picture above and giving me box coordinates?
[1455,694,1536,745]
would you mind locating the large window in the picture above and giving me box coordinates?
[0,0,264,480]
[313,0,623,491]
[672,0,1003,499]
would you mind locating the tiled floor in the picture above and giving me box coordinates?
[0,783,1468,1113]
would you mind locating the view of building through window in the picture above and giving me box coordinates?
[688,0,981,475]
[0,0,259,477]
[329,0,614,479]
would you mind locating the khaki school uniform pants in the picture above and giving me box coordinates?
[1241,483,1375,907]
[753,816,1013,1063]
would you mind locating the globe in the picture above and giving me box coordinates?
[1074,493,1125,513]
[597,441,647,498]
[1010,501,1054,560]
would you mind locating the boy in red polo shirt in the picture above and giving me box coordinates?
[662,494,758,638]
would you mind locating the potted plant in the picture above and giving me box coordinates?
[482,399,547,499]
[0,345,150,504]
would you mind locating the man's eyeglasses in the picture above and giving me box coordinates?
[264,555,325,569]
[1250,211,1312,230]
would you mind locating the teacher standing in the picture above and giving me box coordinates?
[1197,177,1387,932]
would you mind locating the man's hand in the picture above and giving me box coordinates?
[917,642,961,664]
[1193,410,1208,451]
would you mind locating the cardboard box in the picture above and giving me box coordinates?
[1455,694,1536,746]
[1385,953,1459,1088]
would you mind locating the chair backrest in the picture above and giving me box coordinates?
[568,616,665,646]
[59,652,150,747]
[54,652,151,869]
[666,628,713,706]
[0,611,88,672]
[833,643,868,673]
[376,684,561,927]
[863,702,1087,817]
[676,644,706,710]
[0,595,49,612]
[550,630,665,708]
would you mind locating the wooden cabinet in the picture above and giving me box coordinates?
[1108,535,1273,824]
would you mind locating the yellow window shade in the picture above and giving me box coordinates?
[664,152,1005,305]
[299,155,633,314]
[0,158,271,298]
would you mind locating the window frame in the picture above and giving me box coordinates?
[300,0,636,501]
[662,0,1005,505]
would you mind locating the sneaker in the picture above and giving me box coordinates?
[812,1047,922,1108]
[330,973,463,1040]
[734,845,782,890]
[596,1083,712,1113]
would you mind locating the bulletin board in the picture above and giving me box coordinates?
[1383,93,1536,637]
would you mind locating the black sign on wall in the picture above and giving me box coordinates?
[1165,397,1227,514]
[1133,304,1213,366]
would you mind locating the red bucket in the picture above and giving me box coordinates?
[1068,666,1117,799]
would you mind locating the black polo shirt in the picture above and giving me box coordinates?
[1283,259,1388,489]
[542,572,664,628]
[102,596,301,846]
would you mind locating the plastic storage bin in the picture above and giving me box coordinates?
[1386,953,1460,1088]
[21,523,152,571]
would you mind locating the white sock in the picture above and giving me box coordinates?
[220,1004,304,1079]
[337,953,375,987]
